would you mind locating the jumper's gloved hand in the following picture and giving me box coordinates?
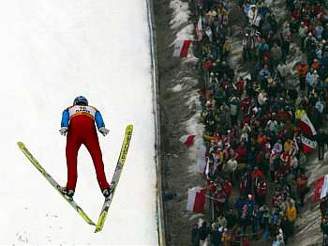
[59,127,68,136]
[99,127,110,136]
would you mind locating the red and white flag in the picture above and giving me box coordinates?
[204,159,210,176]
[301,136,317,154]
[291,137,299,156]
[297,112,317,136]
[195,16,203,41]
[173,40,192,57]
[321,175,328,200]
[186,187,206,213]
[197,141,207,173]
[312,175,325,203]
[179,134,196,147]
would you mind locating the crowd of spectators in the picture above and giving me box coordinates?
[189,0,328,245]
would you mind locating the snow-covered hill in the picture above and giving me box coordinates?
[0,0,158,244]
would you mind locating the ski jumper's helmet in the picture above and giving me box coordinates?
[73,96,88,106]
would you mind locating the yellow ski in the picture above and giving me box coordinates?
[95,124,133,233]
[17,142,95,226]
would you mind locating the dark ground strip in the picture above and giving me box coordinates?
[154,0,204,245]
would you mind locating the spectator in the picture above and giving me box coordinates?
[296,171,308,207]
[259,204,271,240]
[316,129,327,160]
[225,207,238,230]
[296,62,309,91]
[322,217,328,243]
[192,223,200,246]
[217,214,227,229]
[189,0,321,244]
[286,199,297,235]
[248,5,260,27]
[199,221,210,246]
[271,43,282,66]
[210,223,222,246]
[272,233,285,246]
[221,228,232,246]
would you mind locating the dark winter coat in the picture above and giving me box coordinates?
[316,132,328,146]
[191,227,200,246]
[321,221,328,235]
[226,211,238,229]
[271,45,282,63]
[199,224,210,241]
[210,229,222,245]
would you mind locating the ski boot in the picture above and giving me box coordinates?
[102,187,112,200]
[59,187,75,199]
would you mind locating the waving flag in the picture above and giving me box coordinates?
[301,136,317,154]
[186,187,206,213]
[297,110,317,136]
[312,175,325,203]
[173,40,192,57]
[196,140,207,173]
[321,175,328,200]
[179,134,196,147]
[195,16,203,41]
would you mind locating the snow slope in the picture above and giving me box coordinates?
[0,0,158,245]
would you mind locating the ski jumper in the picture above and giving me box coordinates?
[61,105,110,191]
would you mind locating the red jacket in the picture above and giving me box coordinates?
[223,180,232,197]
[256,180,267,196]
[296,175,308,191]
[251,169,264,180]
[235,145,247,162]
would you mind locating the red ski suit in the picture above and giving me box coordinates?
[64,107,110,191]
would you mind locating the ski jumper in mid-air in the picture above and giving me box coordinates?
[59,96,111,198]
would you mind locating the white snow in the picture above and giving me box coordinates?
[0,0,158,245]
[169,0,191,30]
[172,24,194,46]
[171,84,183,92]
[185,110,206,174]
[168,0,205,175]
